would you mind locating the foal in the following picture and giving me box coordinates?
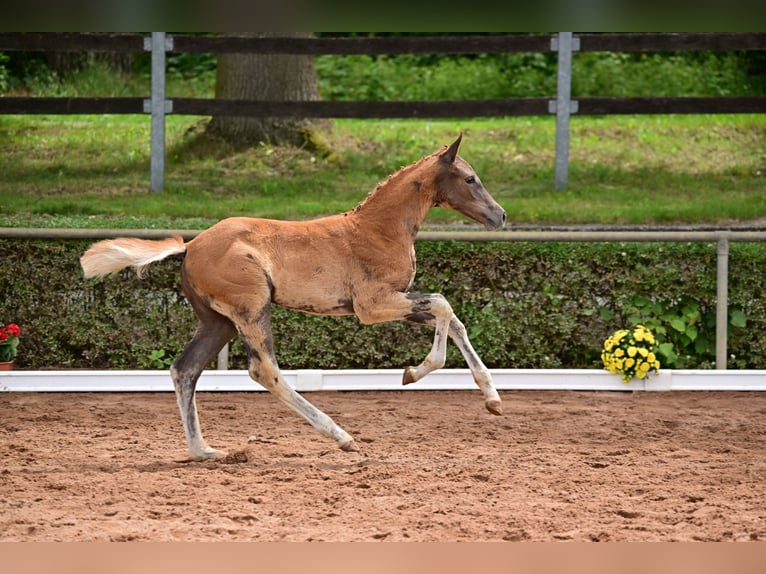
[80,134,507,460]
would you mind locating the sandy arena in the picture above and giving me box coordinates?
[1,389,765,542]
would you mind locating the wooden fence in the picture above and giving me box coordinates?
[2,32,764,117]
[1,32,765,190]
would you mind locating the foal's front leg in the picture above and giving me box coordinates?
[400,293,453,385]
[355,291,502,415]
[443,316,502,415]
[355,292,452,379]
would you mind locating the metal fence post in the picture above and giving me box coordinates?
[716,236,730,369]
[144,32,172,193]
[550,32,579,191]
[217,343,230,370]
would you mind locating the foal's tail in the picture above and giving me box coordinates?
[80,236,187,279]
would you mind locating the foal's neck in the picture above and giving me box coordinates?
[350,155,438,242]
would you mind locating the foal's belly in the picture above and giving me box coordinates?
[278,299,356,317]
[270,273,355,317]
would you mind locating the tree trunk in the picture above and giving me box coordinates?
[207,32,330,148]
[46,34,134,77]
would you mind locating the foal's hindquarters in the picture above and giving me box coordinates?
[169,224,360,460]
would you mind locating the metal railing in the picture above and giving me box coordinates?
[3,226,766,370]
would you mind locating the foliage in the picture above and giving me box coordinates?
[601,294,746,369]
[1,239,763,371]
[315,50,760,101]
[0,52,9,93]
[0,323,21,362]
[601,325,661,383]
[3,41,761,100]
[571,52,761,97]
[147,349,174,369]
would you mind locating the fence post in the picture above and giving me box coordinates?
[144,32,172,193]
[217,343,229,370]
[716,236,730,370]
[550,32,579,191]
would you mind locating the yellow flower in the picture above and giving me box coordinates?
[602,326,659,382]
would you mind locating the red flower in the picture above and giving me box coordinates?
[0,330,7,342]
[5,323,20,337]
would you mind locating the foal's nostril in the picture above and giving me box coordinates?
[501,211,507,227]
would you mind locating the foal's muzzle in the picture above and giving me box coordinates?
[483,207,507,231]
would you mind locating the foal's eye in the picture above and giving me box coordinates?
[465,176,476,184]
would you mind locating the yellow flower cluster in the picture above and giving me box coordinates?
[602,325,661,383]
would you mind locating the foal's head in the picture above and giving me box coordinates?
[433,133,507,231]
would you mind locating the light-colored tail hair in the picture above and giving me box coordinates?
[80,236,187,279]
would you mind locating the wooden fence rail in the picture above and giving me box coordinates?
[2,32,764,53]
[4,95,763,118]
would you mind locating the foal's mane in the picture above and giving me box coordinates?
[350,146,445,214]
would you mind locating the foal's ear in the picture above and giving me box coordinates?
[440,132,463,164]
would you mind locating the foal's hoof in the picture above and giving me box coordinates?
[340,439,359,452]
[485,399,503,416]
[402,367,417,386]
[189,447,226,462]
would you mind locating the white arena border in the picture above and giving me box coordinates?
[1,369,765,392]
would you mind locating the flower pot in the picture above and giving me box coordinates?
[0,361,14,371]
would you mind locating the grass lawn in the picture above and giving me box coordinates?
[0,113,764,229]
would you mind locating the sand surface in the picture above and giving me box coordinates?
[1,389,765,541]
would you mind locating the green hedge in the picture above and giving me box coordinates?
[1,239,764,370]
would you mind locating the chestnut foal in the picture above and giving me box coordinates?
[81,134,506,460]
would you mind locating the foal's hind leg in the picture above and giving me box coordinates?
[170,315,236,460]
[232,304,358,452]
[171,270,237,460]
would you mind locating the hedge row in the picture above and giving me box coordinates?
[2,238,764,370]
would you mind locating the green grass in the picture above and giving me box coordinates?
[1,113,764,229]
[2,50,762,229]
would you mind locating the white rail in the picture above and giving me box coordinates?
[2,369,765,393]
